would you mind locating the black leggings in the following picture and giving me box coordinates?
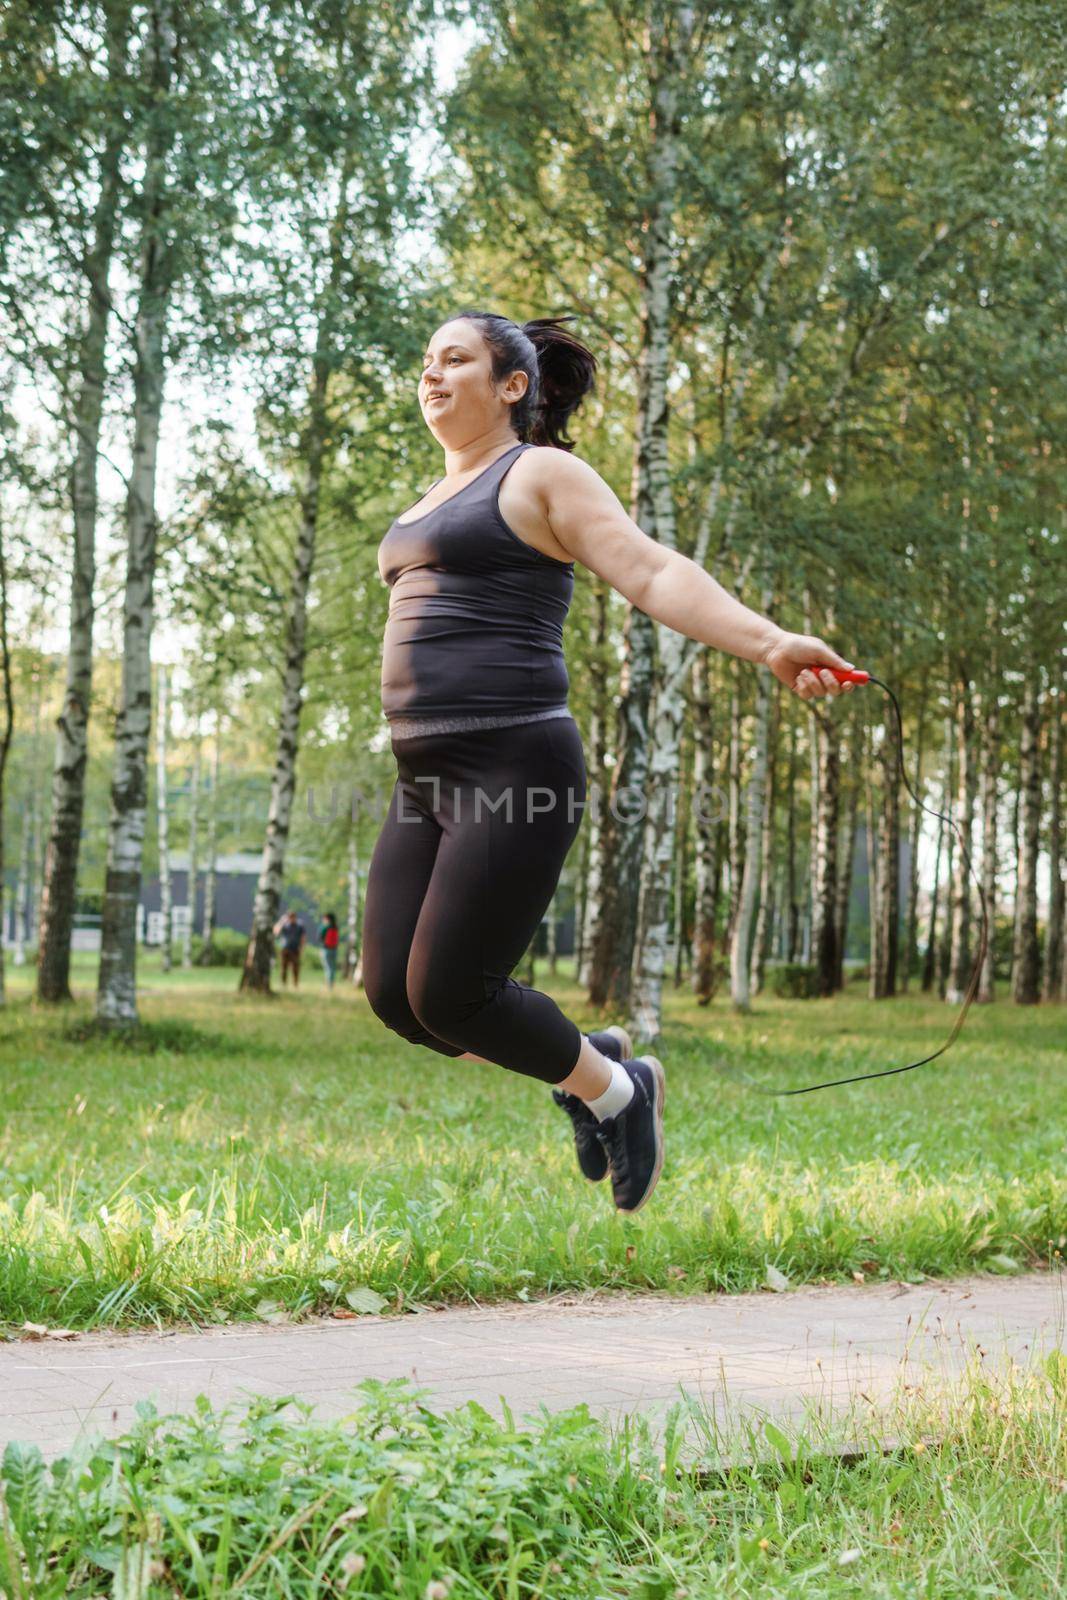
[362,715,587,1085]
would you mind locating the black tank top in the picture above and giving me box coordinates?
[377,441,575,726]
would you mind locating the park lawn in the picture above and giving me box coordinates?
[0,952,1063,1332]
[1,1351,1064,1597]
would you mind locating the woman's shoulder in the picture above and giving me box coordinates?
[517,444,604,498]
[521,442,591,469]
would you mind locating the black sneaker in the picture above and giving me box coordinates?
[552,1026,634,1182]
[594,1056,666,1213]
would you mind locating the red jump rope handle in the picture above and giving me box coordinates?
[806,664,870,684]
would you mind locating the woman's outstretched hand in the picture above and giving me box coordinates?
[762,631,857,700]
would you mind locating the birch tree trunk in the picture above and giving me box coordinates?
[672,725,690,988]
[730,602,773,1012]
[691,648,720,1005]
[725,660,744,950]
[240,429,324,991]
[1042,665,1063,1001]
[899,694,926,992]
[937,714,956,1001]
[878,699,900,996]
[200,724,220,953]
[182,717,200,967]
[574,819,589,981]
[600,2,697,1043]
[750,674,779,997]
[546,890,558,975]
[14,797,32,965]
[37,1,130,1003]
[833,708,862,990]
[585,477,656,1011]
[13,671,42,966]
[241,158,353,993]
[811,701,840,998]
[865,718,882,998]
[785,712,800,962]
[0,515,13,1004]
[346,828,361,982]
[1011,671,1043,1004]
[577,580,609,988]
[946,670,977,1003]
[1008,774,1020,990]
[922,809,944,994]
[96,0,177,1026]
[155,665,172,973]
[800,615,820,971]
[977,680,1000,1004]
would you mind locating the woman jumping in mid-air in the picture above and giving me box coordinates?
[363,310,855,1213]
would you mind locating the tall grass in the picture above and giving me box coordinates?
[0,955,1063,1330]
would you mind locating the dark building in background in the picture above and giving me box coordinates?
[138,853,322,940]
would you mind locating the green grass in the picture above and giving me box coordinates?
[0,952,1063,1332]
[1,1351,1064,1597]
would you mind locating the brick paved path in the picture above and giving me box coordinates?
[2,1271,1062,1460]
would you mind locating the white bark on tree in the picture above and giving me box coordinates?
[96,0,177,1026]
[810,700,840,998]
[1042,665,1063,1001]
[240,155,354,993]
[729,597,773,1012]
[900,695,927,994]
[37,0,130,1005]
[690,647,720,1005]
[864,717,881,998]
[596,4,695,1039]
[946,671,977,1004]
[726,660,744,951]
[577,582,609,989]
[937,714,956,999]
[833,707,863,989]
[977,681,1000,1004]
[750,678,780,997]
[13,669,42,967]
[182,716,200,967]
[921,806,943,995]
[1011,672,1043,1004]
[346,829,361,983]
[877,700,900,997]
[0,514,13,1005]
[201,723,220,951]
[673,727,690,988]
[156,665,172,973]
[784,713,800,962]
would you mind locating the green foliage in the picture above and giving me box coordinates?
[767,963,820,999]
[192,927,249,968]
[0,1359,1063,1596]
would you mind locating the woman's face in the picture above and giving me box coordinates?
[419,319,528,441]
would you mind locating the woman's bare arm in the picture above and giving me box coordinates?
[539,451,856,700]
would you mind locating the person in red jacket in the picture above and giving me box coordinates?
[319,911,341,990]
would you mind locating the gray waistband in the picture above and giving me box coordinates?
[388,705,572,739]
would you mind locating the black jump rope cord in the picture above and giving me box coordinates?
[725,673,990,1096]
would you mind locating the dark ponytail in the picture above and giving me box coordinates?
[449,308,597,451]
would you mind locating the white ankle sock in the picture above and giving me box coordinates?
[583,1057,635,1121]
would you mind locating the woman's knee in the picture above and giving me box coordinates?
[406,965,482,1046]
[362,956,418,1036]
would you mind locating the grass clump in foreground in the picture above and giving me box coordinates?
[0,1350,1064,1598]
[0,954,1064,1331]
